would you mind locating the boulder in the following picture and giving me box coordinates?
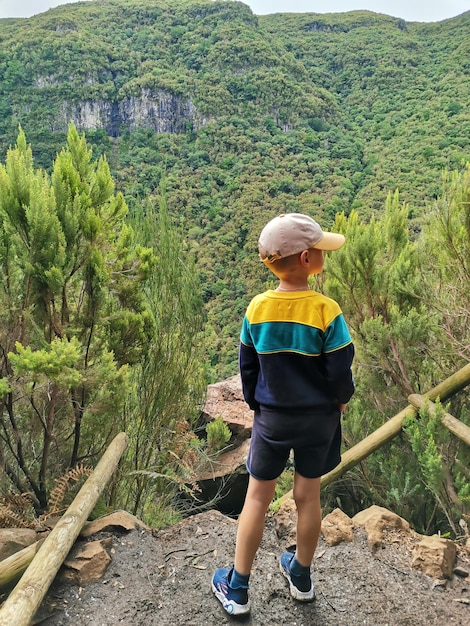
[60,540,111,585]
[411,536,457,579]
[81,510,149,538]
[0,529,38,561]
[321,508,354,546]
[274,499,297,549]
[193,375,254,514]
[202,375,253,441]
[352,505,410,552]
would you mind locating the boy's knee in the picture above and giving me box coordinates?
[294,491,319,509]
[293,475,321,506]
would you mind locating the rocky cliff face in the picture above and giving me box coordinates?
[56,88,204,136]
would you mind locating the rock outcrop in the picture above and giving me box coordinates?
[194,439,250,516]
[0,529,38,561]
[202,374,253,442]
[411,535,457,579]
[61,539,111,585]
[352,504,410,552]
[55,88,204,136]
[196,375,253,514]
[321,507,355,546]
[274,503,465,583]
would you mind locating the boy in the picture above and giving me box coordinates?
[211,213,355,616]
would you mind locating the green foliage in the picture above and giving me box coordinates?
[326,190,433,402]
[9,337,83,386]
[0,378,10,397]
[404,401,469,534]
[0,124,154,512]
[0,124,207,525]
[206,417,231,454]
[116,190,207,522]
[0,1,469,530]
[322,178,469,535]
[0,0,468,379]
[420,165,470,367]
[274,467,294,502]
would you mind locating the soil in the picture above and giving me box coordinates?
[35,510,469,626]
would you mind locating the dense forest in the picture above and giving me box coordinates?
[0,0,468,534]
[0,0,469,375]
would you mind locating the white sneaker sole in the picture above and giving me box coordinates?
[280,562,316,602]
[211,582,251,615]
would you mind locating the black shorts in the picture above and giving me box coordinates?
[246,406,342,480]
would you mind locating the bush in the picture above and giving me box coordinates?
[206,417,231,454]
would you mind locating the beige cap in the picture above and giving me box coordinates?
[258,213,345,262]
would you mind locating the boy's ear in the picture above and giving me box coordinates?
[299,250,309,267]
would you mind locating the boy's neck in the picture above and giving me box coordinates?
[275,279,310,292]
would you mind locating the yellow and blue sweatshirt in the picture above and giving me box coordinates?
[239,290,355,411]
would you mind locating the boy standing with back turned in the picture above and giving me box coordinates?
[212,213,355,616]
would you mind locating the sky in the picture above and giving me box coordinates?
[0,0,468,22]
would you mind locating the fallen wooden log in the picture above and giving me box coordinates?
[0,539,45,591]
[0,432,128,626]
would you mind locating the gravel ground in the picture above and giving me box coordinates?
[36,510,470,625]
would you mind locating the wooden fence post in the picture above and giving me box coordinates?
[0,432,128,626]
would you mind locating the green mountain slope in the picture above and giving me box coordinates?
[0,0,469,377]
[261,10,470,215]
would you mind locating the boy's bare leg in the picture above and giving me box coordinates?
[234,475,277,576]
[293,473,321,567]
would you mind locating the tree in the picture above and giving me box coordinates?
[421,165,470,366]
[0,124,154,512]
[325,190,433,412]
[403,165,470,533]
[117,190,207,525]
[321,184,469,534]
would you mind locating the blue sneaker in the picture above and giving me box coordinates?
[211,566,250,615]
[280,552,316,602]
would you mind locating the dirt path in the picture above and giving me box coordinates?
[36,510,469,625]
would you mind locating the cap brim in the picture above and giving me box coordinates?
[314,232,345,251]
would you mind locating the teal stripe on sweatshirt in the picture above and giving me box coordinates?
[245,321,324,356]
[241,315,351,355]
[323,314,352,353]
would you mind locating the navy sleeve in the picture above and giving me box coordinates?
[323,343,355,404]
[239,341,260,411]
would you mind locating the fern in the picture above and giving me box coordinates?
[47,464,93,514]
[0,465,93,528]
[0,504,32,529]
[0,491,37,528]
